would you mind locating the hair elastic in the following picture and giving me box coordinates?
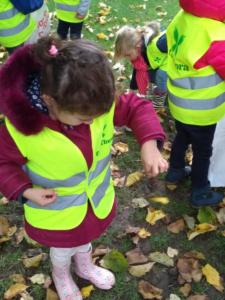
[49,45,58,56]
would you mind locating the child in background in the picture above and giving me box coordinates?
[165,0,225,207]
[0,37,168,300]
[114,22,168,108]
[54,0,91,39]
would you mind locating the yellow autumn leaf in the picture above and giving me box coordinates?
[129,262,155,277]
[98,7,111,16]
[46,288,59,300]
[138,228,151,238]
[202,264,224,292]
[4,283,28,300]
[22,253,43,268]
[187,223,217,240]
[96,32,108,40]
[113,142,129,153]
[148,196,169,205]
[126,171,144,187]
[145,208,166,225]
[81,285,95,298]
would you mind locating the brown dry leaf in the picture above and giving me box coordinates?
[46,288,59,300]
[132,235,140,245]
[126,248,148,265]
[187,223,217,240]
[149,252,174,267]
[187,295,210,300]
[183,251,205,260]
[216,207,225,224]
[125,225,140,235]
[221,230,225,237]
[167,247,179,258]
[0,216,10,236]
[131,197,149,208]
[81,285,95,299]
[202,264,224,292]
[138,280,163,299]
[129,262,155,277]
[167,219,185,234]
[0,236,11,244]
[0,197,9,205]
[23,253,43,268]
[145,207,166,225]
[179,283,192,297]
[126,171,144,187]
[138,228,151,239]
[15,227,25,244]
[7,225,17,237]
[96,32,108,40]
[177,258,202,283]
[113,142,129,153]
[148,196,169,205]
[92,245,110,257]
[183,214,196,230]
[4,283,28,300]
[10,274,26,284]
[113,176,126,187]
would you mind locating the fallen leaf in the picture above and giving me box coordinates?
[46,288,59,300]
[146,208,166,225]
[126,171,144,187]
[138,280,163,299]
[0,216,10,236]
[179,283,192,297]
[183,214,196,230]
[0,197,9,205]
[29,273,46,285]
[92,245,110,257]
[131,197,149,208]
[148,196,169,205]
[167,219,185,233]
[183,251,205,260]
[197,207,217,224]
[100,250,128,272]
[96,32,108,40]
[169,294,181,300]
[177,258,202,283]
[138,228,151,239]
[202,264,224,292]
[22,253,43,268]
[15,227,25,244]
[125,225,140,235]
[187,223,217,240]
[167,247,179,258]
[113,176,126,187]
[149,252,174,267]
[166,184,177,191]
[4,283,28,300]
[129,262,155,277]
[187,295,210,300]
[126,248,148,265]
[10,274,26,284]
[81,285,95,299]
[216,207,225,224]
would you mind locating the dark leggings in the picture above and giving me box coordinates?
[170,120,216,188]
[57,19,83,40]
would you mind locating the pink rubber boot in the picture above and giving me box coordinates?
[52,263,83,300]
[73,247,115,290]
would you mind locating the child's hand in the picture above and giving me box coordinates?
[76,12,85,19]
[23,188,57,206]
[141,140,168,177]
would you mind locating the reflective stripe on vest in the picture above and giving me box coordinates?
[170,73,223,90]
[55,2,79,11]
[88,154,111,183]
[0,7,17,20]
[0,15,30,36]
[92,167,111,208]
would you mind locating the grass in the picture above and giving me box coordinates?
[1,1,225,299]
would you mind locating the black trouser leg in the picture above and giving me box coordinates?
[70,22,83,39]
[57,19,70,40]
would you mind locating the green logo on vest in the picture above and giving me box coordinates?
[170,27,185,56]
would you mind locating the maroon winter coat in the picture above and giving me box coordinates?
[0,45,165,247]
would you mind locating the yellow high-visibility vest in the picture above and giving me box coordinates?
[55,0,88,23]
[146,32,167,72]
[0,0,36,48]
[5,103,115,230]
[167,10,225,125]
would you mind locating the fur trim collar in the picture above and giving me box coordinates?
[0,45,45,135]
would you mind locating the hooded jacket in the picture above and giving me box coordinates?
[0,45,165,247]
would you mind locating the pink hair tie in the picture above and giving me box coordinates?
[49,45,58,56]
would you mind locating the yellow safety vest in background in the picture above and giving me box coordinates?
[146,32,167,72]
[167,10,225,125]
[5,103,115,230]
[0,0,36,48]
[55,0,88,23]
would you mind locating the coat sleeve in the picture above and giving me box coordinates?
[0,126,32,200]
[114,92,166,146]
[77,0,91,16]
[194,41,225,80]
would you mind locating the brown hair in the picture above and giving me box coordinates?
[32,36,115,116]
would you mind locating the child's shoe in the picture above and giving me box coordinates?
[165,166,191,184]
[52,263,83,300]
[191,185,223,207]
[73,247,115,290]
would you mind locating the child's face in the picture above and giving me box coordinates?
[42,95,97,126]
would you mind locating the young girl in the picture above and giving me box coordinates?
[0,37,168,300]
[114,22,168,108]
[54,0,91,40]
